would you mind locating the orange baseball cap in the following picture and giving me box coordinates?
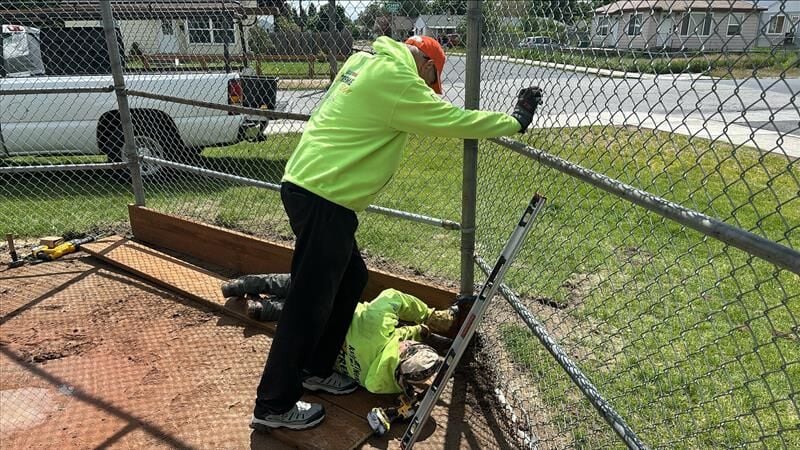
[405,35,446,94]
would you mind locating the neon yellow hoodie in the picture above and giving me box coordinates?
[334,289,433,394]
[282,36,521,212]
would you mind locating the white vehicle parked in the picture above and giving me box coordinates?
[517,36,561,51]
[1,24,269,177]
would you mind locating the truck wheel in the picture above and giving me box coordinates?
[102,123,179,179]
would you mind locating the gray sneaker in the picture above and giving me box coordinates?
[250,401,325,431]
[302,372,358,395]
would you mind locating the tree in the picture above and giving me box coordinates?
[455,2,500,47]
[425,0,467,15]
[309,3,352,32]
[528,0,583,25]
[248,25,275,54]
[276,15,300,32]
[396,0,428,17]
[296,5,309,30]
[373,15,392,37]
[357,2,387,29]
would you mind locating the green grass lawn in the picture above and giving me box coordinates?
[1,127,797,447]
[127,59,343,79]
[258,60,343,79]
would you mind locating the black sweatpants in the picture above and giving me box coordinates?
[254,182,368,416]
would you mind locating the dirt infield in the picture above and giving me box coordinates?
[0,253,518,449]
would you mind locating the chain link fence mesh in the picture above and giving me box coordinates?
[1,0,798,449]
[474,0,798,449]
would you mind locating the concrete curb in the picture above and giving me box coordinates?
[481,54,712,81]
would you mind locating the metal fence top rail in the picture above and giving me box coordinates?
[491,137,800,275]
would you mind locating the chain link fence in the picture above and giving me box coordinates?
[1,1,798,449]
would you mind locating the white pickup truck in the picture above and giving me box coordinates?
[1,24,269,176]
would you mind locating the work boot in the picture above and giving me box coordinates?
[221,274,291,298]
[245,298,284,322]
[302,371,358,395]
[221,279,247,298]
[250,401,325,431]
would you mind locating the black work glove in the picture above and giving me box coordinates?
[511,87,543,133]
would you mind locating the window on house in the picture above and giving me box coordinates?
[680,12,712,36]
[188,17,212,43]
[161,20,174,35]
[727,13,742,36]
[767,14,785,34]
[597,16,610,36]
[627,13,642,36]
[187,18,236,44]
[792,16,800,33]
[212,17,235,44]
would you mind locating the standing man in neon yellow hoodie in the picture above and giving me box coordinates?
[251,35,542,431]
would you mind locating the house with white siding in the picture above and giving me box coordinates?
[755,0,800,47]
[414,15,465,38]
[591,0,767,51]
[58,0,266,56]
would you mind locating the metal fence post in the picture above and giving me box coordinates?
[327,0,339,81]
[460,0,482,295]
[99,0,146,206]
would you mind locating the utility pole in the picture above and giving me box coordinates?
[327,0,338,80]
[299,0,304,32]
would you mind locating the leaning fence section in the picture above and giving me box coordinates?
[473,1,798,449]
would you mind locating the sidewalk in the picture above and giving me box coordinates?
[482,54,711,81]
[536,111,800,157]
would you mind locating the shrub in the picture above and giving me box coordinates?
[129,42,143,57]
[687,58,709,73]
[248,26,274,55]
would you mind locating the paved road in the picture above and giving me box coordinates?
[273,55,800,149]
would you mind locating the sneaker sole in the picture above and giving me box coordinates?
[250,413,325,431]
[302,381,358,395]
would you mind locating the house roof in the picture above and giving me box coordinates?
[595,1,766,15]
[1,1,279,22]
[391,16,416,30]
[764,0,800,14]
[416,15,465,28]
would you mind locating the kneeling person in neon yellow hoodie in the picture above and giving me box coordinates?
[222,273,461,395]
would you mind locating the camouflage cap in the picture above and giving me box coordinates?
[396,341,441,394]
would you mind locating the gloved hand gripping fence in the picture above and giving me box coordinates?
[511,87,543,133]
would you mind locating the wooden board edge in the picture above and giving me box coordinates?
[129,205,458,310]
[83,238,276,334]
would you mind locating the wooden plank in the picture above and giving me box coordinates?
[82,236,275,333]
[82,236,373,450]
[128,205,458,310]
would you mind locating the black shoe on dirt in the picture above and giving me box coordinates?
[250,401,325,431]
[221,279,245,298]
[245,299,263,320]
[246,298,284,322]
[302,372,358,395]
